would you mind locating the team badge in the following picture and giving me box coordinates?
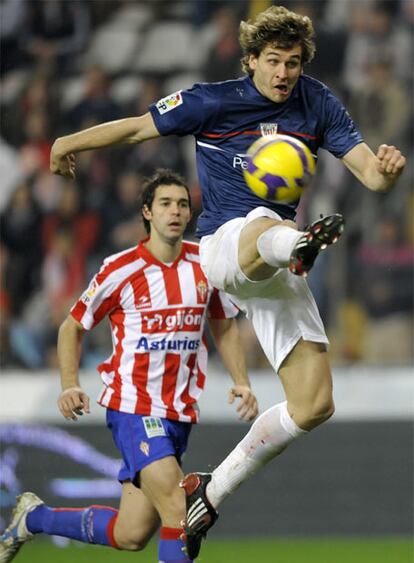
[260,123,278,137]
[82,280,98,303]
[143,416,166,438]
[156,91,183,115]
[196,280,208,302]
[140,441,150,457]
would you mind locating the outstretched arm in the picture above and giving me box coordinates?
[342,142,406,193]
[57,315,90,421]
[50,112,160,178]
[208,317,258,422]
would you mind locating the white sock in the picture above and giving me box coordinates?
[206,402,307,508]
[256,226,303,268]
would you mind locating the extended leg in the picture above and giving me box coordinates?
[0,481,160,562]
[182,340,333,557]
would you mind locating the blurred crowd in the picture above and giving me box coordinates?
[0,0,412,370]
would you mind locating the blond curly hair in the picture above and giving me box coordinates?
[239,6,316,76]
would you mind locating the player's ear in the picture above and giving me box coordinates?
[142,204,152,221]
[248,54,257,72]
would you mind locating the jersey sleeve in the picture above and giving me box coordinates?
[321,89,363,158]
[207,288,239,319]
[149,83,219,137]
[70,267,118,330]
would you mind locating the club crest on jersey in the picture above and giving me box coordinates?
[140,441,150,456]
[260,123,278,137]
[156,91,183,115]
[142,416,166,438]
[196,280,208,302]
[82,280,98,303]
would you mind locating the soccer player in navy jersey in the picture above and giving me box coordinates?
[0,169,258,563]
[49,6,406,558]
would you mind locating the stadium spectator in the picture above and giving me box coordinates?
[0,0,27,75]
[0,169,258,563]
[354,214,413,363]
[0,183,42,317]
[0,139,24,212]
[126,136,187,180]
[18,108,53,175]
[203,6,243,83]
[48,5,406,559]
[41,181,100,260]
[342,1,411,93]
[100,170,146,256]
[348,57,410,151]
[66,66,122,131]
[2,72,59,148]
[21,0,91,75]
[7,224,87,370]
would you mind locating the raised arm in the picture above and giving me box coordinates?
[208,317,258,421]
[57,314,90,421]
[341,142,406,193]
[50,112,160,178]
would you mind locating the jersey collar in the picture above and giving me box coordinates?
[137,238,186,269]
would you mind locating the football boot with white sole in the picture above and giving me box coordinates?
[0,492,43,563]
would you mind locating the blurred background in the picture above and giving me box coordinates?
[0,0,413,558]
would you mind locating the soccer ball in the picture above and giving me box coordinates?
[243,134,316,203]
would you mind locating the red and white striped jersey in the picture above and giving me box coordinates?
[71,240,238,423]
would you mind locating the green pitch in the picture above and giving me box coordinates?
[14,537,413,563]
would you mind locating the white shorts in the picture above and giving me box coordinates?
[200,207,328,373]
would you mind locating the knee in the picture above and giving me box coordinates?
[114,527,150,551]
[303,398,335,429]
[315,398,335,424]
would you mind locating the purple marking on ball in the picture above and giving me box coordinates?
[247,157,258,174]
[284,139,311,177]
[261,173,288,199]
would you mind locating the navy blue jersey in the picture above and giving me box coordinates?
[149,74,363,237]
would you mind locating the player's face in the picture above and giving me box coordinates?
[249,43,303,103]
[145,184,191,243]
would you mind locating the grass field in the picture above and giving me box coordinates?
[14,537,413,563]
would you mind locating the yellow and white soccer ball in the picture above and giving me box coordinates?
[243,134,316,203]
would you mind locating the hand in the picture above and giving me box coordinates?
[228,385,258,422]
[50,142,76,179]
[58,387,90,421]
[376,144,406,178]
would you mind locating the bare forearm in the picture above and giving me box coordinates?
[53,117,144,156]
[209,319,250,387]
[57,316,84,390]
[50,113,160,178]
[342,142,406,193]
[360,161,400,192]
[208,317,258,421]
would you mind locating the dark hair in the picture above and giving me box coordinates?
[141,168,191,234]
[239,5,316,76]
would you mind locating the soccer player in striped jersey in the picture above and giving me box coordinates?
[0,169,258,563]
[49,5,406,558]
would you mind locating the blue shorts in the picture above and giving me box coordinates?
[106,409,192,485]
